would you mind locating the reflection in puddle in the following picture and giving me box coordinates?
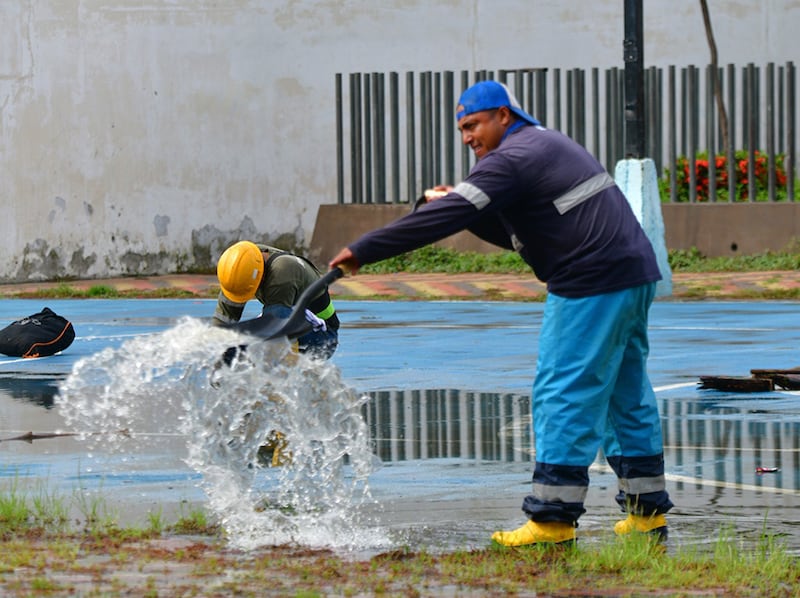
[364,390,532,463]
[0,376,62,409]
[362,388,800,495]
[662,394,800,494]
[5,382,799,496]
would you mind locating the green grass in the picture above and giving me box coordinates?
[0,480,216,540]
[0,482,797,595]
[360,245,532,274]
[170,503,219,535]
[2,283,200,300]
[667,246,800,272]
[360,244,800,275]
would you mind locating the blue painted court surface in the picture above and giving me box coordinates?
[0,298,798,553]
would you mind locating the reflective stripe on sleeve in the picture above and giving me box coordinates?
[453,182,491,209]
[552,172,616,215]
[315,300,336,320]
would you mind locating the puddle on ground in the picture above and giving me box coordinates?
[1,300,799,555]
[2,373,799,555]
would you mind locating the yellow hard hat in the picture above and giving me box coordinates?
[216,241,264,303]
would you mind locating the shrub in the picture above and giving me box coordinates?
[661,151,790,202]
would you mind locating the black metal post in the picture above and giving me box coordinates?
[623,0,645,158]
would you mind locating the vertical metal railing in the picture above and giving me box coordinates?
[347,73,361,203]
[685,65,699,203]
[705,65,717,202]
[788,64,796,200]
[336,62,797,204]
[668,65,677,203]
[726,64,737,201]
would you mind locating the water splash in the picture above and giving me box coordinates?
[58,317,388,550]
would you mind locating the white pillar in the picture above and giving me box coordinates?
[614,158,673,297]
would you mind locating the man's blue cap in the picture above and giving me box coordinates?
[456,81,540,126]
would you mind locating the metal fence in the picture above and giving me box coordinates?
[335,62,796,205]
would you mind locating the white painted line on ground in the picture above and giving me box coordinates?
[0,357,40,366]
[76,333,157,341]
[650,326,775,332]
[654,382,697,392]
[662,445,800,453]
[592,462,799,495]
[665,473,800,495]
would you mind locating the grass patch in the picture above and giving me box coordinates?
[360,245,531,274]
[361,245,800,275]
[0,485,797,595]
[667,246,800,272]
[0,481,31,536]
[170,504,219,536]
[12,285,199,299]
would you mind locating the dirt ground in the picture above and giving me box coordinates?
[0,532,775,597]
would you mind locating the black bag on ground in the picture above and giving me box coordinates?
[0,307,76,358]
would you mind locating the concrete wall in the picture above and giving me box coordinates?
[1,1,798,282]
[661,203,800,256]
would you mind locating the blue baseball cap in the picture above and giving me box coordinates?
[456,81,540,126]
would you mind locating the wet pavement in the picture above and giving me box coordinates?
[0,276,799,554]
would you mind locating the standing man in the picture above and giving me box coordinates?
[329,80,672,546]
[214,240,339,360]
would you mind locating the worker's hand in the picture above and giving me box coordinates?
[329,247,360,275]
[423,184,453,201]
[412,185,453,212]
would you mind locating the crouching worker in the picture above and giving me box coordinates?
[213,240,339,360]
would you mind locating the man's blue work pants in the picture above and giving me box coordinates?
[522,282,673,524]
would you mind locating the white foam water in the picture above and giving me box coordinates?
[57,317,390,551]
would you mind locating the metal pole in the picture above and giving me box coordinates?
[623,0,645,158]
[335,73,344,204]
[406,72,416,203]
[788,61,796,201]
[389,72,400,202]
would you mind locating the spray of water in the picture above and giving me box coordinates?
[58,317,389,550]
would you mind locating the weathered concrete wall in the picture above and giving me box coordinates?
[1,1,797,281]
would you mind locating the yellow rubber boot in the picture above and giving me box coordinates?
[614,514,668,541]
[491,520,576,547]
